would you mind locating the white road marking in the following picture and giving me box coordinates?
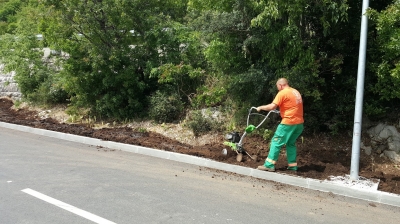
[21,188,116,224]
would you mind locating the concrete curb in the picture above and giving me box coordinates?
[2,121,400,207]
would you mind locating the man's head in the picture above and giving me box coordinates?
[276,78,289,91]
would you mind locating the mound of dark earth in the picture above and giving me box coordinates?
[1,98,399,194]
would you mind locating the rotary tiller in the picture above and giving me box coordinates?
[223,107,279,162]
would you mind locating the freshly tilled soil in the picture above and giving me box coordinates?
[1,97,399,194]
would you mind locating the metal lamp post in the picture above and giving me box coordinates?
[350,0,370,180]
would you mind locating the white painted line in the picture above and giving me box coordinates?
[21,188,116,224]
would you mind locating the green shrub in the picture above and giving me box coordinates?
[191,74,228,108]
[186,109,224,137]
[262,128,274,142]
[186,110,213,137]
[23,77,68,106]
[149,90,184,123]
[13,100,22,108]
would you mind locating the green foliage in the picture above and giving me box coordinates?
[0,21,8,34]
[2,0,400,135]
[364,101,387,120]
[137,127,147,133]
[369,1,400,100]
[248,0,350,97]
[189,0,400,134]
[64,105,84,117]
[150,62,204,105]
[0,0,29,34]
[24,76,68,105]
[148,90,184,123]
[193,85,227,108]
[191,74,227,108]
[13,99,22,107]
[0,3,68,106]
[229,68,275,106]
[147,20,207,106]
[262,128,274,142]
[35,1,159,119]
[188,0,235,12]
[190,8,252,74]
[204,38,246,73]
[186,110,219,137]
[36,0,200,120]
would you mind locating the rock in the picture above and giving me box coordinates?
[369,124,400,140]
[43,48,51,58]
[364,146,372,155]
[199,107,224,122]
[1,64,21,100]
[368,123,386,139]
[361,141,372,155]
[368,123,400,159]
[376,145,386,154]
[388,140,400,154]
[383,151,400,164]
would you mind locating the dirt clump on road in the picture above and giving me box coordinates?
[1,97,399,194]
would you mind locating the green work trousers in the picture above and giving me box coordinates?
[264,123,304,170]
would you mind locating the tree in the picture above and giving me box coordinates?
[369,1,400,101]
[188,0,352,131]
[3,0,399,134]
[0,2,66,105]
[40,0,199,119]
[187,0,400,133]
[0,0,28,34]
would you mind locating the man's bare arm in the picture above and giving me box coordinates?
[257,103,277,112]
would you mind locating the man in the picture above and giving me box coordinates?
[256,78,304,172]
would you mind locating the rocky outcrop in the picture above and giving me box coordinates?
[0,64,21,100]
[363,123,400,163]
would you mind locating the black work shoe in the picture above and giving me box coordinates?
[257,165,275,172]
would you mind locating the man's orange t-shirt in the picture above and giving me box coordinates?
[272,87,304,125]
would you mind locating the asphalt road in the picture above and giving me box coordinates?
[1,127,400,224]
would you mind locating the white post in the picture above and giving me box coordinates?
[350,0,369,180]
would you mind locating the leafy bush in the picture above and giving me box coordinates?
[369,2,400,101]
[262,128,274,142]
[149,90,184,123]
[228,68,275,107]
[186,110,213,136]
[186,109,224,136]
[24,77,68,106]
[192,74,227,108]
